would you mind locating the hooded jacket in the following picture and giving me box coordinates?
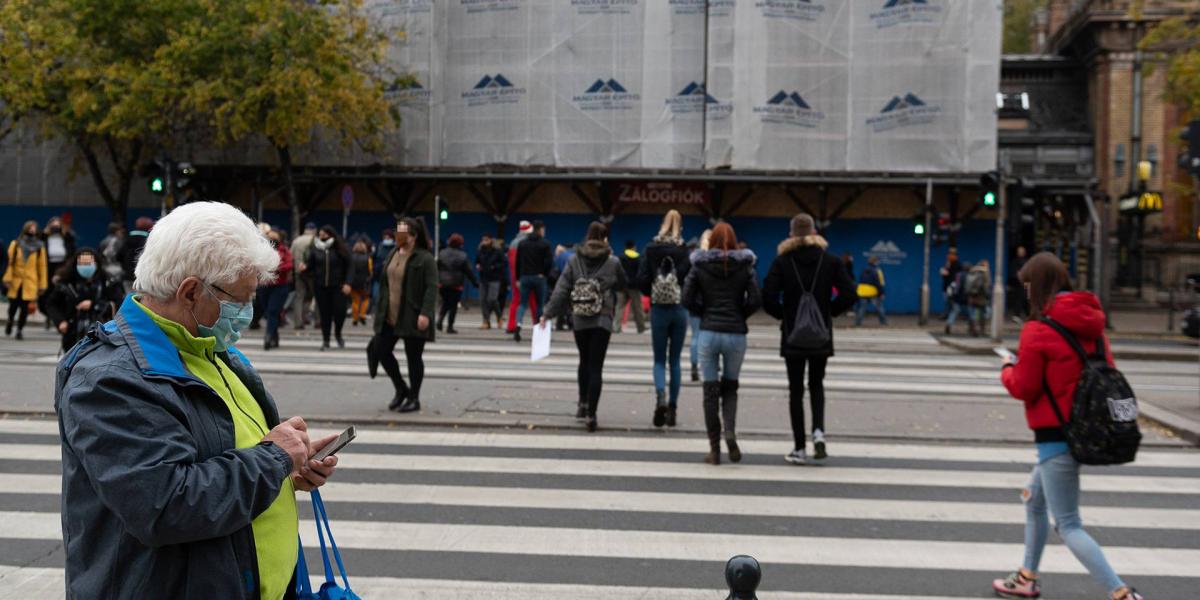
[4,237,48,301]
[437,246,478,289]
[762,235,857,358]
[476,243,507,283]
[55,296,294,599]
[516,233,553,279]
[681,248,762,334]
[618,249,642,289]
[1001,291,1114,439]
[306,242,354,288]
[636,235,691,302]
[544,239,627,332]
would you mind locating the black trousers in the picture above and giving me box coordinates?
[6,289,29,333]
[573,327,612,417]
[313,285,347,343]
[784,355,829,450]
[437,287,462,330]
[377,327,428,398]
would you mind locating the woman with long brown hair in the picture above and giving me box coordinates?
[681,222,761,464]
[637,210,692,428]
[992,252,1143,600]
[4,220,48,341]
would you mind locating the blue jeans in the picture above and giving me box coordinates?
[263,284,289,342]
[697,330,747,382]
[1022,453,1125,593]
[946,301,969,326]
[688,314,701,367]
[651,304,689,407]
[515,275,548,328]
[855,297,888,325]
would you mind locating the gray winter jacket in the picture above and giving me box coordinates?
[54,296,295,599]
[437,246,479,289]
[544,240,627,332]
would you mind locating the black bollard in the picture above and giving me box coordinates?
[724,555,761,600]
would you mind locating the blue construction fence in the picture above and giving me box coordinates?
[2,205,1002,314]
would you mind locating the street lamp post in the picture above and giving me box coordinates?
[920,178,932,325]
[990,180,1007,342]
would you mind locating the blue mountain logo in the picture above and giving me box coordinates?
[767,91,812,109]
[881,93,926,112]
[883,0,926,7]
[677,82,718,104]
[473,74,515,90]
[585,79,629,94]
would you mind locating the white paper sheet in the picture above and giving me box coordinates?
[531,322,552,362]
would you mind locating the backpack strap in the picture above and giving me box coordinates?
[1041,318,1098,363]
[789,252,822,295]
[1041,379,1070,429]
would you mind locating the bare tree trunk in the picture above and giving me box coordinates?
[79,140,124,225]
[276,145,301,237]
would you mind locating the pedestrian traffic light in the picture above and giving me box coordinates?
[150,176,165,194]
[141,160,169,196]
[912,211,926,236]
[436,197,449,221]
[1180,120,1200,177]
[980,170,1001,207]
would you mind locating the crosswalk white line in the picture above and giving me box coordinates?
[4,419,1196,468]
[1,511,1195,577]
[0,567,992,600]
[3,474,1192,531]
[2,442,1193,493]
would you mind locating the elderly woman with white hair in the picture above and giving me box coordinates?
[54,202,339,599]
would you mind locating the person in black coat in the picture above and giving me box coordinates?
[636,210,693,427]
[513,221,553,339]
[681,222,761,466]
[304,225,354,350]
[119,217,154,289]
[615,240,646,334]
[762,214,856,466]
[45,248,125,353]
[475,233,508,329]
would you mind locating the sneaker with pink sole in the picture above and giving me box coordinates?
[992,569,1040,598]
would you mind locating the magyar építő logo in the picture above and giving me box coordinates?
[755,0,826,22]
[863,240,908,266]
[869,0,942,28]
[572,79,640,112]
[753,90,825,128]
[463,74,526,107]
[461,0,520,15]
[865,92,940,132]
[668,0,707,16]
[666,82,730,119]
[571,0,639,16]
[386,79,432,105]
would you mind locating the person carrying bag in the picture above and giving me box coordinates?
[295,489,361,600]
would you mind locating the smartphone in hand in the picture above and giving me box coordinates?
[312,426,356,462]
[993,347,1016,363]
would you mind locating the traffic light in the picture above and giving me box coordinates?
[436,197,449,221]
[913,221,925,235]
[174,162,195,192]
[980,170,1001,207]
[143,160,168,196]
[1181,120,1200,177]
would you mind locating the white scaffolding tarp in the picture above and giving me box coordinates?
[365,0,1000,173]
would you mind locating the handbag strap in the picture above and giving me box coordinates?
[294,535,314,596]
[312,489,354,592]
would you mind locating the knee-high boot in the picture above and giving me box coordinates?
[720,379,741,463]
[702,381,722,465]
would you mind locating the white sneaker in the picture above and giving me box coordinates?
[785,450,807,465]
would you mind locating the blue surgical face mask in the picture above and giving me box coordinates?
[381,238,395,246]
[76,264,97,279]
[191,283,253,352]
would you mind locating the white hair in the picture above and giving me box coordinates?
[134,202,280,299]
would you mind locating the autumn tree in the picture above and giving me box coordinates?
[1141,17,1200,117]
[163,0,400,236]
[0,0,200,224]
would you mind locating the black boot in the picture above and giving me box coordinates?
[666,407,677,427]
[721,379,741,463]
[398,393,421,413]
[691,363,700,382]
[586,399,598,432]
[575,399,587,420]
[387,386,408,411]
[702,381,722,465]
[652,389,667,428]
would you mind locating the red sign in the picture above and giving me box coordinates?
[611,182,709,206]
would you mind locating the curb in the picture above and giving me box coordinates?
[934,334,1199,363]
[3,409,1189,448]
[1139,401,1200,447]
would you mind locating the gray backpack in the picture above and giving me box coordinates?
[651,256,681,305]
[785,253,830,349]
[570,256,604,317]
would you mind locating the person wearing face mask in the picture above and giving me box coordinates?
[40,217,77,329]
[305,226,354,351]
[55,202,339,599]
[349,240,373,326]
[4,220,48,341]
[372,218,437,413]
[371,228,395,313]
[261,229,293,350]
[45,248,125,353]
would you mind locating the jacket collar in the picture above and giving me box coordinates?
[690,248,756,265]
[112,295,258,385]
[776,234,828,256]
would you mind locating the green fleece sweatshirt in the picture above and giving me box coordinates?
[135,298,298,600]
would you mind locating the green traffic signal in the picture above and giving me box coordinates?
[983,191,996,207]
[439,208,449,221]
[913,222,926,235]
[150,177,165,194]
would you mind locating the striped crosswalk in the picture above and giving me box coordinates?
[2,418,1198,598]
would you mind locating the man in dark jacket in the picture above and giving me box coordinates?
[55,202,337,599]
[615,240,646,334]
[762,214,856,465]
[854,256,888,326]
[513,221,553,340]
[476,233,507,329]
[118,216,154,291]
[436,234,478,334]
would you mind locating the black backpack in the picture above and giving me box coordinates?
[1040,318,1141,466]
[785,253,829,349]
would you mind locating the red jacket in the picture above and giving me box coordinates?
[271,244,294,286]
[1001,291,1114,434]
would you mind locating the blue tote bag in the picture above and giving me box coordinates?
[295,489,362,600]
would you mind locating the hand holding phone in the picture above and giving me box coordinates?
[993,347,1016,364]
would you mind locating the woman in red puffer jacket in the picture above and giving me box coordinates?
[991,252,1143,600]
